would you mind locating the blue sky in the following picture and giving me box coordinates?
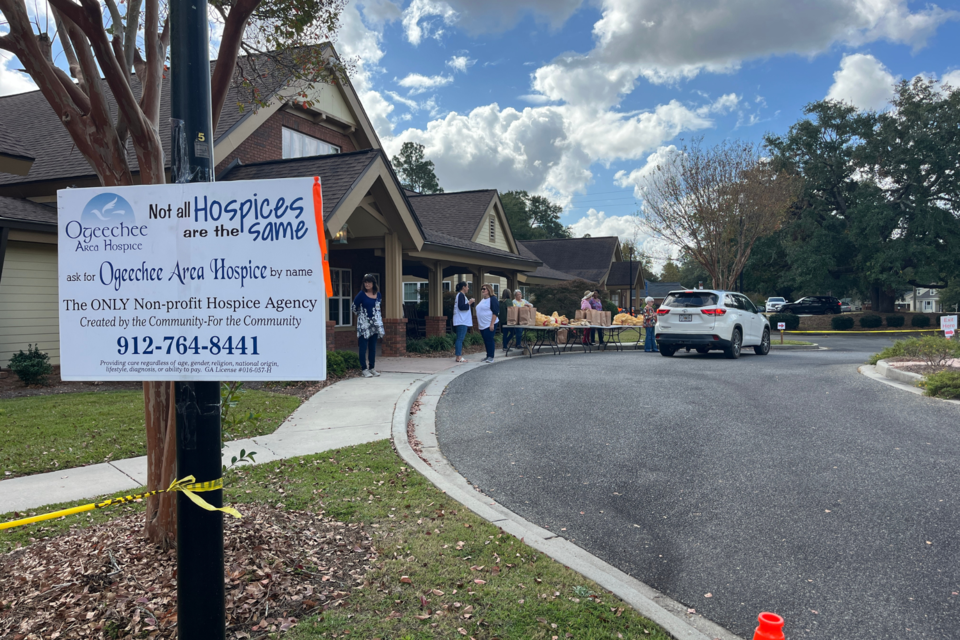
[336,0,960,262]
[2,0,958,265]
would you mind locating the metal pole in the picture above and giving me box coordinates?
[170,0,223,637]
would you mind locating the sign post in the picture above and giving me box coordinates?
[777,321,785,344]
[942,315,957,339]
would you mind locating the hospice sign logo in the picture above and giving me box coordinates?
[64,192,147,254]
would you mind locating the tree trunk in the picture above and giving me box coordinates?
[870,286,897,313]
[143,381,178,549]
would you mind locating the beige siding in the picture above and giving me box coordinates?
[0,241,60,365]
[474,213,511,253]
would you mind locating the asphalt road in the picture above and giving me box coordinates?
[436,335,960,639]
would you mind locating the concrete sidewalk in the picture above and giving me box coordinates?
[0,355,482,514]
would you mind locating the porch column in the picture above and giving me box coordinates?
[426,260,446,337]
[382,232,407,356]
[507,272,519,294]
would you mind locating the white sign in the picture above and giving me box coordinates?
[941,315,957,334]
[777,322,786,331]
[57,178,327,381]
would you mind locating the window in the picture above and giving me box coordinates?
[490,283,499,296]
[663,292,720,308]
[282,127,340,159]
[737,295,757,313]
[404,283,420,303]
[489,216,496,242]
[443,281,452,292]
[329,268,352,326]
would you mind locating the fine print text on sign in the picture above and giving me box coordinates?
[942,315,958,338]
[58,178,326,381]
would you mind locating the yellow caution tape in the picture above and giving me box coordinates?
[784,329,945,334]
[0,475,241,531]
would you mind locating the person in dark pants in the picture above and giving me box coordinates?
[453,281,474,363]
[475,284,500,363]
[590,291,605,345]
[499,288,513,351]
[351,274,385,377]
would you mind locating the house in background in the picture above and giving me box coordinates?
[0,44,543,363]
[643,281,686,305]
[898,288,944,313]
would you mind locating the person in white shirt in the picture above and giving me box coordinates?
[452,281,474,363]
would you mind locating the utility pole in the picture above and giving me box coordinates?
[170,0,223,638]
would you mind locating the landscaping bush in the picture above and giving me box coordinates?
[334,350,361,370]
[423,334,454,351]
[831,316,855,331]
[406,338,430,354]
[870,336,960,367]
[326,351,346,377]
[911,314,932,328]
[768,313,800,331]
[602,300,619,314]
[464,331,485,347]
[859,314,883,329]
[885,315,905,328]
[921,370,960,399]
[525,279,600,318]
[8,344,52,386]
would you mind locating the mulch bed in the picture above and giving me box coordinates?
[0,505,375,639]
[886,357,960,376]
[792,312,941,332]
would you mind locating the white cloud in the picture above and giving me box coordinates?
[446,55,476,73]
[385,90,420,111]
[359,0,402,25]
[401,0,458,45]
[942,69,960,89]
[569,208,637,239]
[531,0,956,109]
[0,51,36,97]
[614,145,681,197]
[397,72,454,95]
[518,94,557,105]
[336,1,394,137]
[826,53,898,110]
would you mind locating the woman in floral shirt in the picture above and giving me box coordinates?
[643,296,658,352]
[352,274,385,377]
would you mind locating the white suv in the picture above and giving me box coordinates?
[655,290,771,359]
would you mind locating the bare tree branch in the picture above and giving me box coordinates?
[123,0,141,73]
[211,0,259,133]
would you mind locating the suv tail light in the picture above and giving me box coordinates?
[700,308,727,315]
[656,308,670,315]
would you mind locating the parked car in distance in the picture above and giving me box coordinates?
[765,297,787,312]
[839,298,861,313]
[779,296,842,315]
[655,289,771,359]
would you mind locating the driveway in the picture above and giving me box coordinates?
[436,336,960,639]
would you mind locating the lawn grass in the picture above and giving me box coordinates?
[0,388,300,477]
[776,340,814,346]
[2,440,671,639]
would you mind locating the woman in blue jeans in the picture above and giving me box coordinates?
[351,274,385,376]
[452,281,474,363]
[643,296,659,352]
[475,284,500,363]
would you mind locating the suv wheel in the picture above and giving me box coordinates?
[754,329,770,356]
[724,329,742,359]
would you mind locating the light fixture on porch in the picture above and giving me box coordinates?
[332,223,350,244]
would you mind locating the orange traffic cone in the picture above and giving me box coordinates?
[753,612,785,640]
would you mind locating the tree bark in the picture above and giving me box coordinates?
[143,381,177,549]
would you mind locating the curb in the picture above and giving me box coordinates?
[875,358,924,385]
[770,343,820,351]
[859,363,960,406]
[391,360,740,640]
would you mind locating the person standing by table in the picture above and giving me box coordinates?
[499,288,513,351]
[508,289,533,353]
[590,291,605,346]
[352,274,385,377]
[643,295,659,352]
[453,281,474,363]
[476,284,500,363]
[581,291,594,345]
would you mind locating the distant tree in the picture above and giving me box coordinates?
[501,190,570,240]
[639,138,803,290]
[677,252,711,289]
[941,280,960,313]
[620,239,655,283]
[659,259,681,282]
[391,142,443,193]
[525,279,597,318]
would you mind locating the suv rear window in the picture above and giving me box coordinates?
[662,292,720,308]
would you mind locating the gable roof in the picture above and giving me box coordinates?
[644,281,686,298]
[607,261,644,288]
[0,54,301,189]
[219,149,380,221]
[0,123,33,163]
[406,190,497,241]
[0,196,56,227]
[519,237,620,284]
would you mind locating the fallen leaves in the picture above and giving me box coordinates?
[0,504,376,639]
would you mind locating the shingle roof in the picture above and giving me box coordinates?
[519,237,619,284]
[406,190,497,241]
[607,261,643,288]
[0,54,295,187]
[219,149,380,220]
[0,123,33,162]
[423,228,538,264]
[644,281,686,298]
[0,196,56,225]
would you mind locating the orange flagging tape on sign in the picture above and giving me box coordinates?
[753,612,785,640]
[313,176,333,298]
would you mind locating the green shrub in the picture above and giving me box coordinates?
[334,350,361,370]
[326,351,346,377]
[886,315,905,328]
[869,335,960,366]
[769,313,800,331]
[8,344,52,386]
[464,331,485,347]
[423,334,454,351]
[911,314,932,328]
[831,316,855,330]
[406,338,430,353]
[859,314,883,328]
[921,370,960,399]
[602,300,619,314]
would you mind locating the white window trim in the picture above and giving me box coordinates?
[330,267,352,327]
[282,127,341,159]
